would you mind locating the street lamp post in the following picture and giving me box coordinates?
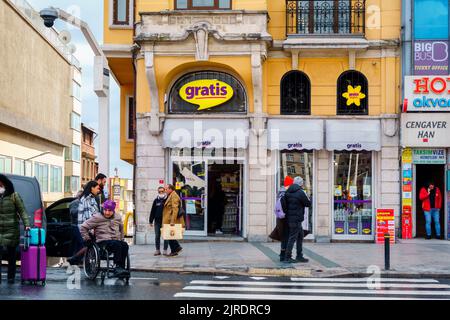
[40,7,110,177]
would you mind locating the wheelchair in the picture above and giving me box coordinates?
[83,240,131,285]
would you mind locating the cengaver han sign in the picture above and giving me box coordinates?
[401,113,450,147]
[404,76,450,112]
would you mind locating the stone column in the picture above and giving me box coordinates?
[316,150,332,242]
[134,114,166,245]
[380,118,401,233]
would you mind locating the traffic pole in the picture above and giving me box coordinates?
[384,233,390,270]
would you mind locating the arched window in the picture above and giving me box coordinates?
[337,70,368,115]
[280,71,311,115]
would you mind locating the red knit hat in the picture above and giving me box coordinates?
[284,176,294,188]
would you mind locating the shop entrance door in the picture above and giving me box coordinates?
[207,163,243,236]
[414,164,446,239]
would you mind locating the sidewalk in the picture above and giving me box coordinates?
[129,239,450,278]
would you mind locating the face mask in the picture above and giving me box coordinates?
[0,187,5,195]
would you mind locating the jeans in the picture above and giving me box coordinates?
[424,209,441,237]
[98,240,129,268]
[168,240,181,253]
[154,222,169,251]
[0,246,17,280]
[285,221,304,259]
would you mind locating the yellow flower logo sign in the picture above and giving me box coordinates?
[342,85,366,106]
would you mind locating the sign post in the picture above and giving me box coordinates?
[376,209,395,244]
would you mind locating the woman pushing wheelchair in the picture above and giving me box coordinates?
[80,200,130,278]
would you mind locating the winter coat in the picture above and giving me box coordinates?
[269,218,288,242]
[80,213,124,243]
[284,184,312,223]
[78,194,100,225]
[149,196,166,224]
[162,191,185,228]
[419,187,442,211]
[0,192,31,247]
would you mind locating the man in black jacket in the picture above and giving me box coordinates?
[284,176,311,263]
[149,186,168,256]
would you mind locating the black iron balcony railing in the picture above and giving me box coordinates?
[286,0,365,36]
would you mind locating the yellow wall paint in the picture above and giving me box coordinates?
[136,58,151,114]
[103,0,133,45]
[120,84,135,163]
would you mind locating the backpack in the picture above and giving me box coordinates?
[275,194,287,219]
[69,199,80,225]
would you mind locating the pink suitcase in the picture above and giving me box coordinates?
[20,246,46,286]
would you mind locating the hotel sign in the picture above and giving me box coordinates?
[401,113,450,147]
[404,76,450,112]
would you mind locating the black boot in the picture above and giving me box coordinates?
[280,250,286,262]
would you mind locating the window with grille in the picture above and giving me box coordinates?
[175,0,231,9]
[281,71,311,115]
[337,70,368,115]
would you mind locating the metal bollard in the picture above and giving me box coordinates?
[384,233,390,270]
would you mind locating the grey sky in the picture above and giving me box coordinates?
[28,0,133,179]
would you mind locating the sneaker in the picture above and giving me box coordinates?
[162,250,169,256]
[113,267,128,278]
[215,230,223,235]
[154,250,161,256]
[425,235,432,240]
[169,252,179,257]
[295,257,309,263]
[283,258,297,264]
[436,235,442,240]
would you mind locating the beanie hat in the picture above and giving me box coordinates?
[103,200,116,211]
[284,176,294,188]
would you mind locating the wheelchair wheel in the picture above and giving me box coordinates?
[125,253,131,273]
[84,245,100,280]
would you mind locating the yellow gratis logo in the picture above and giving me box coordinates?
[342,85,366,106]
[180,79,234,111]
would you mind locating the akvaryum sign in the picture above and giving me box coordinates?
[404,76,450,112]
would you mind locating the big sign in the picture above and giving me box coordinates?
[404,76,450,112]
[179,79,234,111]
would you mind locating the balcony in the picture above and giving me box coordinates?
[286,0,365,36]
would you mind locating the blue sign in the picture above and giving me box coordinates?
[414,0,449,39]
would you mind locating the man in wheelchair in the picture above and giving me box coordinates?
[80,200,130,278]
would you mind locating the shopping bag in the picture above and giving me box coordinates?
[302,207,310,236]
[161,224,184,240]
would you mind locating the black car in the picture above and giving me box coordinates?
[5,174,75,258]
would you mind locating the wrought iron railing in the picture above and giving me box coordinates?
[286,0,365,36]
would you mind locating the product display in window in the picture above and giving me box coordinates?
[333,151,373,236]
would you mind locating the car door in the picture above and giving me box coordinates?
[45,198,75,257]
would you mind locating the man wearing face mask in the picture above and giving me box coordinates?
[0,175,31,284]
[149,187,169,256]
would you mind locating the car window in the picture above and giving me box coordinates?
[46,206,71,224]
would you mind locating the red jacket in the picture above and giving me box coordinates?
[419,187,442,211]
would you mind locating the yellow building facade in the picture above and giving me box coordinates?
[103,0,401,243]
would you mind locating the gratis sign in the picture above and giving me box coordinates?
[404,76,450,112]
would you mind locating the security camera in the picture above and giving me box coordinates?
[39,8,59,28]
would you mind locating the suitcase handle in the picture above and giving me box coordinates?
[23,229,30,251]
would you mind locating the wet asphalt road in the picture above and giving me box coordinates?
[1,268,450,300]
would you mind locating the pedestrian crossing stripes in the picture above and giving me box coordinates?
[174,278,450,300]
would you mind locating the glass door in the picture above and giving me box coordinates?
[172,160,207,236]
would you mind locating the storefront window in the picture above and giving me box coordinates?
[279,151,314,232]
[333,151,373,237]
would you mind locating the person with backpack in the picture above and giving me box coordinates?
[269,176,294,262]
[162,184,184,257]
[0,174,31,284]
[284,176,311,264]
[149,186,169,256]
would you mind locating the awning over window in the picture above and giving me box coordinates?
[162,119,249,149]
[326,120,381,151]
[267,119,324,150]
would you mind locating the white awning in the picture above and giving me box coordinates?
[162,119,249,149]
[267,119,324,150]
[326,120,381,151]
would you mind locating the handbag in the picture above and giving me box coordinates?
[161,224,184,240]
